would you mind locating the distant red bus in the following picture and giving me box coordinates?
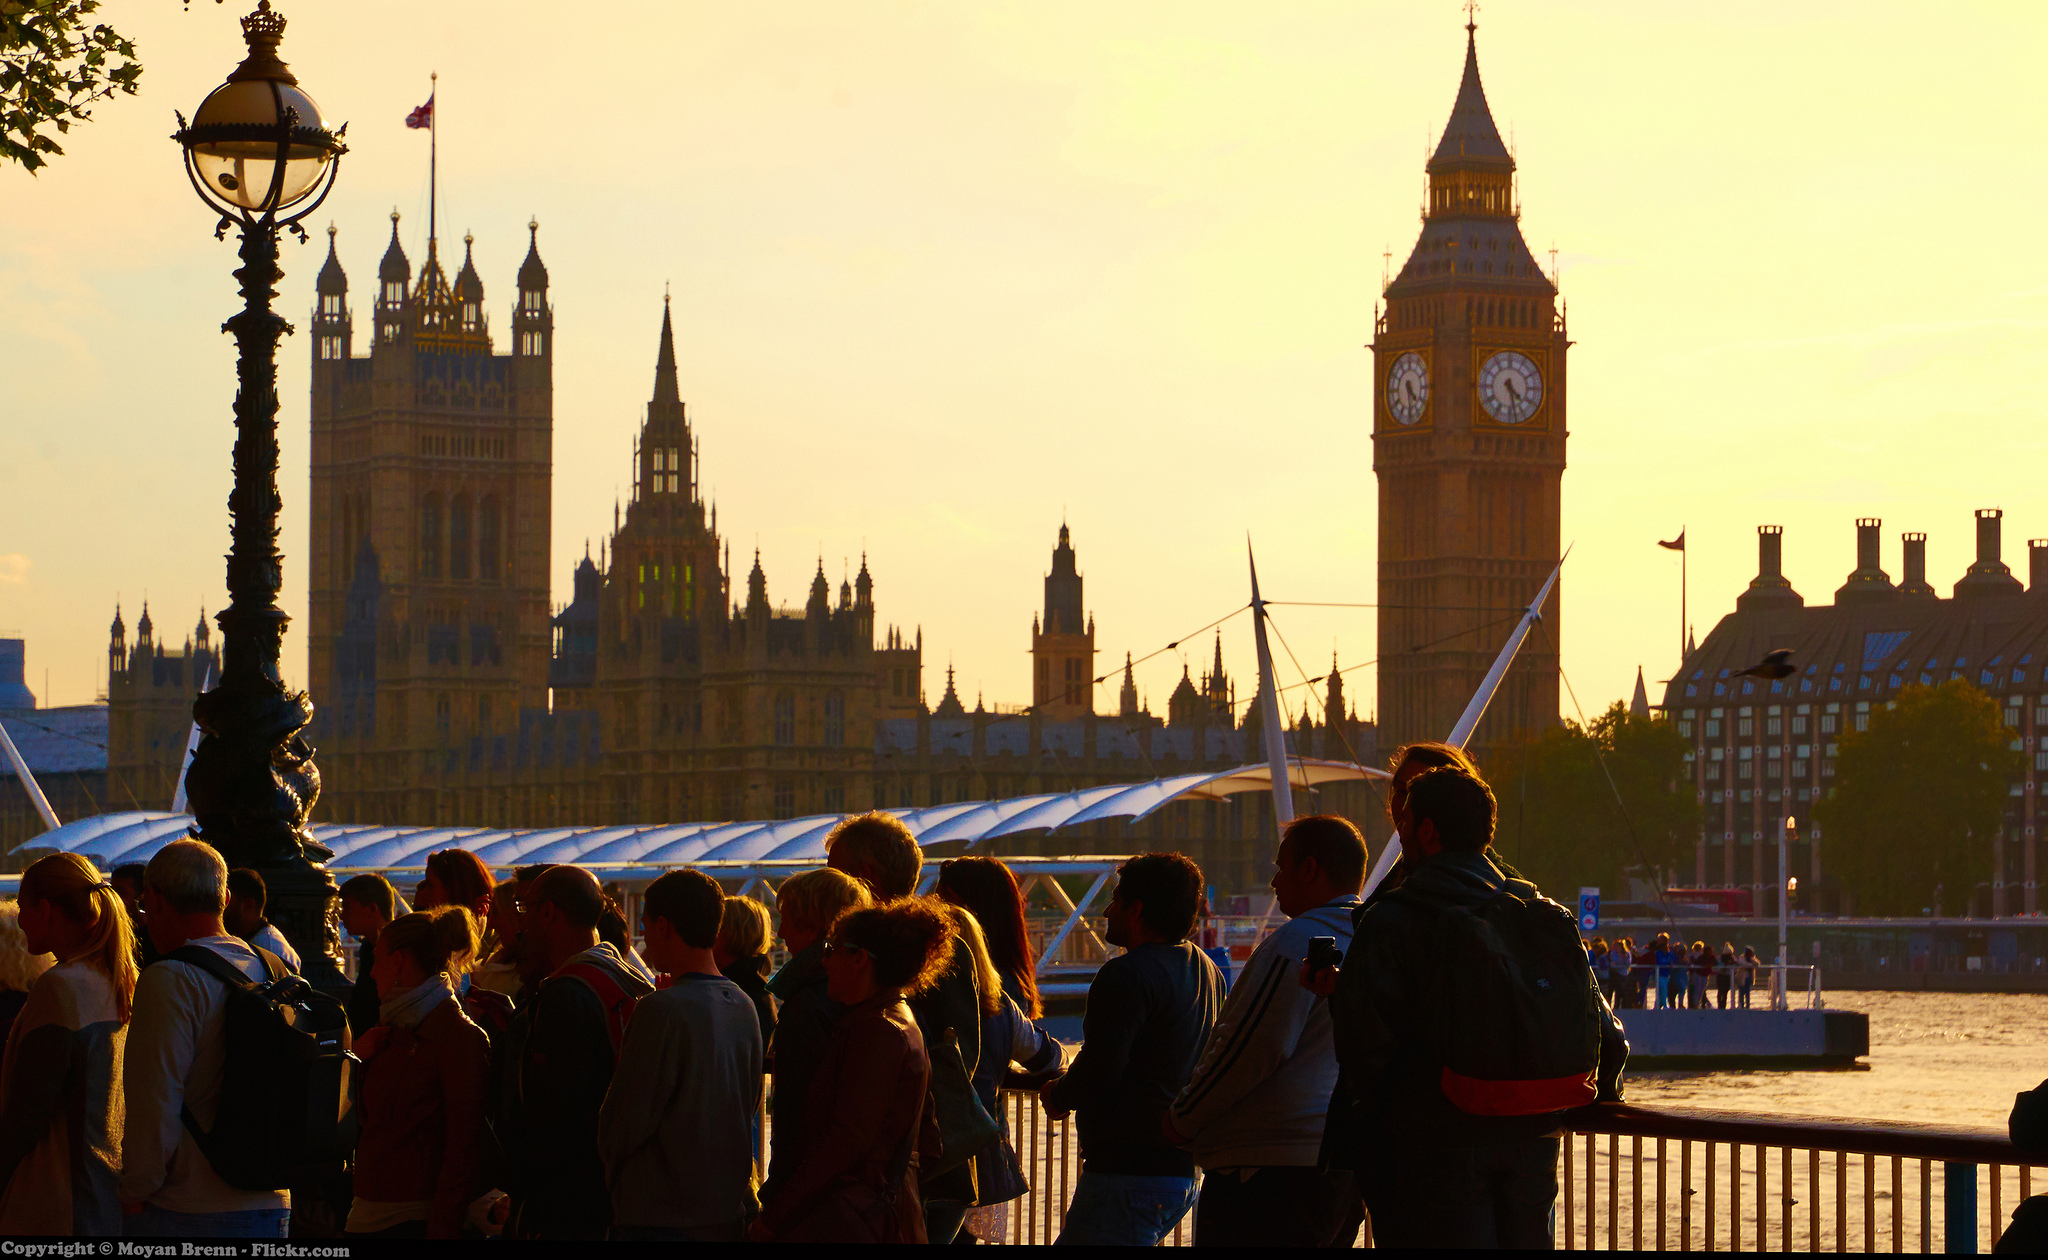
[1663,887,1753,916]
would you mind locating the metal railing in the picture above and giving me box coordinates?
[1557,1103,2048,1253]
[1602,963,1825,1011]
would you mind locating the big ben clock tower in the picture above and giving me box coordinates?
[1373,20,1565,762]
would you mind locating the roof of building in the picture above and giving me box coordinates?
[1662,521,2048,710]
[0,705,108,775]
[1430,26,1513,171]
[27,758,1383,874]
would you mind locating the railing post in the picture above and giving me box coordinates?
[1944,1162,1978,1254]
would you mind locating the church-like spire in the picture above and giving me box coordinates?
[652,294,681,405]
[378,209,410,283]
[1429,21,1512,173]
[318,223,347,293]
[518,217,549,291]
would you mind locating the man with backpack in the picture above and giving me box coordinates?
[509,865,655,1239]
[122,839,340,1237]
[1325,766,1625,1249]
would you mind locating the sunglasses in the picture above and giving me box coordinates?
[821,941,866,959]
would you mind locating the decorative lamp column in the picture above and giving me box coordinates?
[172,1,348,988]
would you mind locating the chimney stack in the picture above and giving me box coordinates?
[1899,532,1935,599]
[1955,508,2024,599]
[1835,516,1897,605]
[2032,539,2048,593]
[1737,524,1804,611]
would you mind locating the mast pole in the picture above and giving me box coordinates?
[429,71,437,246]
[1248,543,1295,873]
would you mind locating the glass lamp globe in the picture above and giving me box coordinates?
[176,1,345,221]
[187,77,334,211]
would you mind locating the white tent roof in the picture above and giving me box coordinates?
[28,758,1385,875]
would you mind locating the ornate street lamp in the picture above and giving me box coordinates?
[173,1,347,987]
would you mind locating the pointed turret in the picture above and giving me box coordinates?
[136,602,154,650]
[454,232,484,301]
[746,549,768,615]
[1630,667,1651,718]
[808,558,831,618]
[317,223,347,294]
[652,295,681,405]
[1118,652,1140,719]
[1324,652,1347,731]
[378,210,411,285]
[518,217,549,291]
[854,553,873,607]
[934,664,967,719]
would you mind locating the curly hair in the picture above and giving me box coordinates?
[0,902,53,996]
[824,812,923,899]
[831,899,954,994]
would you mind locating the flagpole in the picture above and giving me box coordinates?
[429,71,438,247]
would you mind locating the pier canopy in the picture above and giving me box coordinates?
[27,757,1385,876]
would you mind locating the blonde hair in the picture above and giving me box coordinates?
[0,901,54,998]
[717,896,773,971]
[380,905,480,977]
[929,897,1002,1018]
[20,855,135,1022]
[775,868,873,936]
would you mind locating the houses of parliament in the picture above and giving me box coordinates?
[93,25,1567,885]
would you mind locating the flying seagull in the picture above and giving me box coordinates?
[1734,648,1796,681]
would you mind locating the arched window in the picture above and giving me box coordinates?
[479,495,501,581]
[774,692,797,746]
[824,690,846,746]
[450,494,471,579]
[418,493,442,578]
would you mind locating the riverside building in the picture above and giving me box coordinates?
[1663,512,2048,918]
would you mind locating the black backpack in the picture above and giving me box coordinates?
[161,945,353,1190]
[1394,878,1602,1117]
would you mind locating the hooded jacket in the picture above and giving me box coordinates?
[1326,851,1626,1156]
[509,943,656,1239]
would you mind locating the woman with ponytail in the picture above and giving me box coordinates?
[0,853,137,1234]
[348,905,491,1239]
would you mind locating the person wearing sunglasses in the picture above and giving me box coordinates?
[749,899,954,1244]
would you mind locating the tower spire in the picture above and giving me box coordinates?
[653,293,680,404]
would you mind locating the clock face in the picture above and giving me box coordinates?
[1478,350,1543,424]
[1386,352,1429,425]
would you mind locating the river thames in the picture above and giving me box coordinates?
[1625,990,2048,1127]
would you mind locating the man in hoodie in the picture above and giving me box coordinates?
[1327,767,1625,1250]
[510,865,656,1240]
[1164,815,1366,1247]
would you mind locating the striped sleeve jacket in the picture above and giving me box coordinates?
[1168,896,1361,1169]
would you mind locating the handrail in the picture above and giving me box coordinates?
[1563,1102,2044,1168]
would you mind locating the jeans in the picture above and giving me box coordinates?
[1056,1170,1199,1246]
[1193,1165,1359,1247]
[1360,1132,1559,1250]
[128,1205,290,1238]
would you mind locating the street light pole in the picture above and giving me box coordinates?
[1778,813,1794,1010]
[174,1,347,989]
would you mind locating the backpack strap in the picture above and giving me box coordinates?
[161,944,264,992]
[551,962,637,1061]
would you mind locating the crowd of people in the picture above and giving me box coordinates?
[1588,934,1767,1009]
[0,740,1627,1247]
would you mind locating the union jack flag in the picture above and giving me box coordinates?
[405,96,434,129]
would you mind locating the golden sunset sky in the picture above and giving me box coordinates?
[5,1,2046,733]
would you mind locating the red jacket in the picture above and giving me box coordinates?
[354,996,492,1237]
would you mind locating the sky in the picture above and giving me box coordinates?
[5,1,2048,729]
